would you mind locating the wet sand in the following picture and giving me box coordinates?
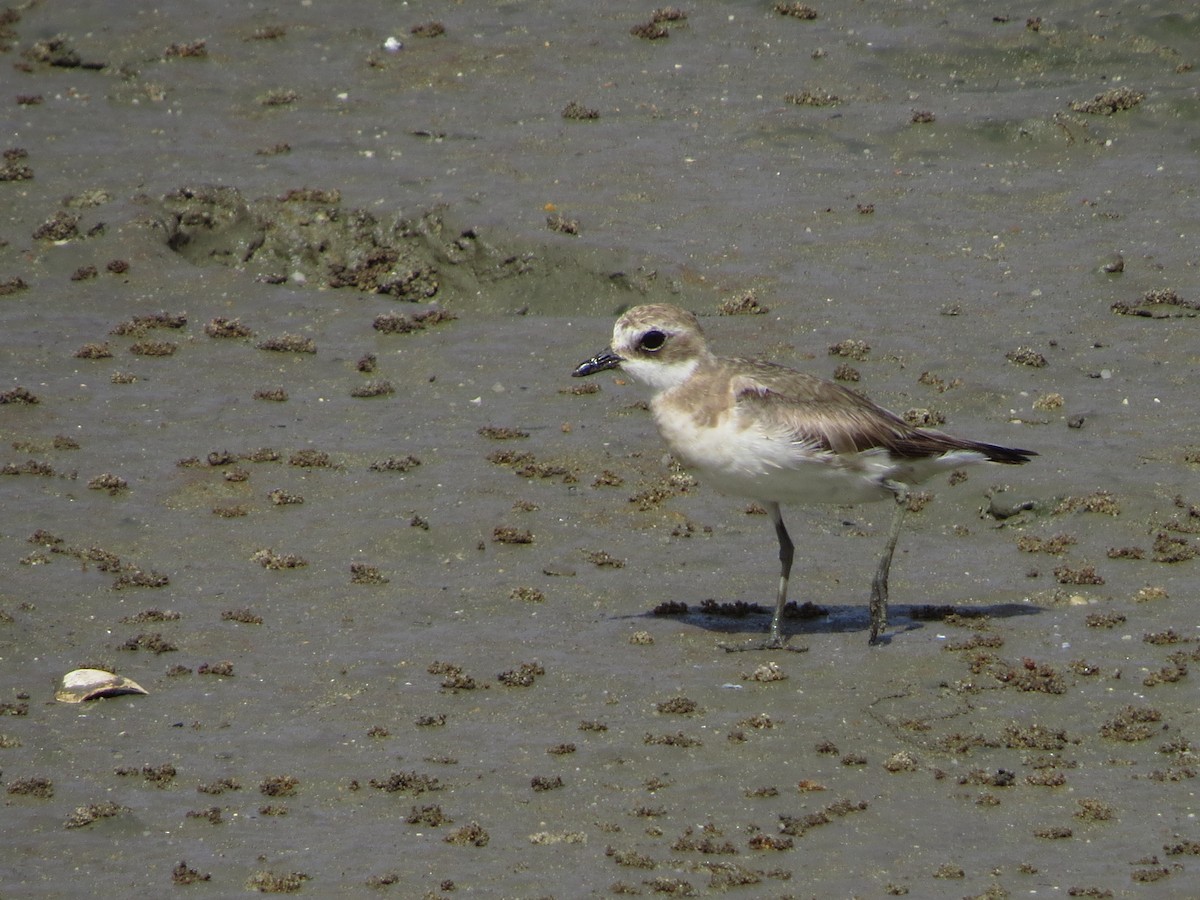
[2,2,1199,896]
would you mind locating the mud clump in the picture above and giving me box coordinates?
[372,308,455,334]
[1099,705,1163,742]
[149,185,679,315]
[0,386,39,405]
[369,771,442,795]
[64,801,125,829]
[259,775,299,797]
[7,776,54,798]
[246,871,309,892]
[1070,87,1145,115]
[172,862,211,885]
[445,822,489,846]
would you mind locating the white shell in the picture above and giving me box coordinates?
[56,669,149,703]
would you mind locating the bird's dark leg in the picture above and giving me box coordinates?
[766,501,794,648]
[869,482,909,645]
[720,501,805,653]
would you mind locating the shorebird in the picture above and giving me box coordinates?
[573,303,1035,646]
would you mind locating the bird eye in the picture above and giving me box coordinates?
[639,329,666,352]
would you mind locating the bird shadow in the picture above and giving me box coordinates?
[611,599,1041,647]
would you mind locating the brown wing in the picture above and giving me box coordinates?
[730,360,1035,463]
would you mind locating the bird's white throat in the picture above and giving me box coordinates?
[619,355,699,394]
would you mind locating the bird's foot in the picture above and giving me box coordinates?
[719,634,808,654]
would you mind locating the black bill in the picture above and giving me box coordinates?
[572,348,623,377]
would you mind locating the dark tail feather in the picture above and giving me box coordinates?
[889,428,1037,465]
[970,441,1037,465]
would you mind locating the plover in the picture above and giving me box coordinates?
[573,304,1035,646]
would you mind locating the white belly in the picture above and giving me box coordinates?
[652,400,985,506]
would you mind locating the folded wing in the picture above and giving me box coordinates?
[730,361,1034,465]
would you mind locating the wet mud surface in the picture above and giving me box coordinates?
[2,1,1199,896]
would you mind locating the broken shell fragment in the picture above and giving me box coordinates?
[56,669,149,703]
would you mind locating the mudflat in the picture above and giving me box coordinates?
[2,2,1198,896]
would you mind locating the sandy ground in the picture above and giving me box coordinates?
[2,1,1199,897]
